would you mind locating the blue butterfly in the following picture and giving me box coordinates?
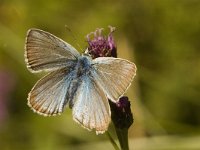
[25,29,136,134]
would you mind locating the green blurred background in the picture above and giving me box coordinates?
[0,0,200,149]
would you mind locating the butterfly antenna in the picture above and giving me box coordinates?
[65,25,83,51]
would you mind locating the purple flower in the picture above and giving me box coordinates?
[109,96,133,129]
[86,26,117,58]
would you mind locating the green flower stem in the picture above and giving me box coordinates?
[106,132,120,150]
[115,128,129,150]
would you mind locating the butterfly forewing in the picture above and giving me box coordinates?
[92,57,136,102]
[25,29,80,72]
[28,67,74,116]
[72,76,111,134]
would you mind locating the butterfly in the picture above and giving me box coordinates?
[24,29,136,134]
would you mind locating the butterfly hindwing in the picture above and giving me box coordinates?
[28,67,75,116]
[72,75,111,134]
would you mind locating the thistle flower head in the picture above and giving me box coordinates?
[86,26,117,58]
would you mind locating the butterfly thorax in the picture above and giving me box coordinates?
[75,55,92,77]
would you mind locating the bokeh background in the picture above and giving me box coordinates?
[0,0,200,149]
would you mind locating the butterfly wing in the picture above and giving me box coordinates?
[28,67,74,116]
[72,76,111,134]
[91,57,136,102]
[25,29,80,73]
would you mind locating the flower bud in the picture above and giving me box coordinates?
[109,96,133,129]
